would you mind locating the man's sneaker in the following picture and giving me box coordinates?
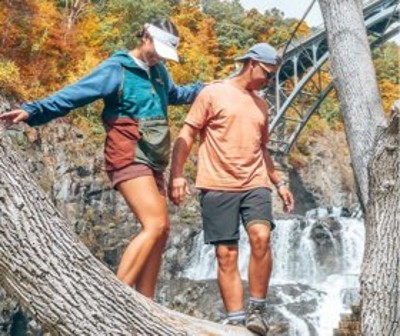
[221,318,246,327]
[245,303,269,335]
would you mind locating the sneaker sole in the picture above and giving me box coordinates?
[246,323,268,335]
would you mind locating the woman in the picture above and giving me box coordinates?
[0,19,203,299]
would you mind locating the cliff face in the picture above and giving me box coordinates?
[294,130,357,208]
[0,95,357,335]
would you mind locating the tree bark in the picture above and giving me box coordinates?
[0,126,254,336]
[319,0,386,209]
[319,0,399,334]
[362,112,399,335]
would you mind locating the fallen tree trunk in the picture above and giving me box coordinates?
[0,125,254,335]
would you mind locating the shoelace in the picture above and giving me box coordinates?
[248,305,266,314]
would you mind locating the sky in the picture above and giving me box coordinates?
[239,0,323,27]
[239,0,399,43]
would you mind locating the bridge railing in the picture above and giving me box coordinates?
[267,0,399,156]
[280,0,394,58]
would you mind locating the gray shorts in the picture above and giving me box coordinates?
[199,187,275,245]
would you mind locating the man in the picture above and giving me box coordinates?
[168,43,294,335]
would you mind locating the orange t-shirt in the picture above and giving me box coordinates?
[185,81,273,191]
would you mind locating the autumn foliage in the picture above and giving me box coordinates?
[0,0,398,139]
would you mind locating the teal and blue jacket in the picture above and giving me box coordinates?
[23,51,203,172]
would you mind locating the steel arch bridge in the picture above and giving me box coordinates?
[265,0,399,157]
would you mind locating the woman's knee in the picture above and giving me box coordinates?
[143,218,170,240]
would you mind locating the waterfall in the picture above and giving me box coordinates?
[182,206,365,335]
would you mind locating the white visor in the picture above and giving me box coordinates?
[146,24,180,62]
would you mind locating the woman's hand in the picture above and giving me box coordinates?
[0,109,29,125]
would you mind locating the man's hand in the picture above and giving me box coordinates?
[0,109,29,125]
[168,177,191,206]
[278,185,294,213]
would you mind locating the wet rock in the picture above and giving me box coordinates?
[158,278,225,321]
[158,279,324,336]
[0,97,11,112]
[294,129,357,208]
[10,309,27,336]
[76,166,91,178]
[309,218,343,275]
[0,288,18,336]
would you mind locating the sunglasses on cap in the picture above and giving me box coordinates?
[258,62,277,80]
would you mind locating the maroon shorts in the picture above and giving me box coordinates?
[107,163,165,195]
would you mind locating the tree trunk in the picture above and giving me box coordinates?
[362,112,399,335]
[0,126,253,336]
[319,0,399,334]
[65,0,91,32]
[319,0,386,209]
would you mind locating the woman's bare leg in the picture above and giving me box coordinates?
[116,175,169,298]
[135,230,168,298]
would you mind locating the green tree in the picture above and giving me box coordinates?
[202,0,252,49]
[102,0,173,50]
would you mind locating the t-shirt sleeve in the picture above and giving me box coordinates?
[184,86,214,130]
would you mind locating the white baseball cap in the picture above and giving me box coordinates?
[145,23,180,62]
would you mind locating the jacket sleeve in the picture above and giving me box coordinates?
[158,64,204,105]
[23,60,122,126]
[168,79,205,105]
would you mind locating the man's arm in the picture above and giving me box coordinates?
[169,124,199,205]
[263,147,294,213]
[263,147,281,185]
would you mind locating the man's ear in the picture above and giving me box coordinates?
[249,59,258,69]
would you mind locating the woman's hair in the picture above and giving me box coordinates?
[136,19,179,39]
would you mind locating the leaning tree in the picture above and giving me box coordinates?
[0,125,255,336]
[319,0,399,334]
